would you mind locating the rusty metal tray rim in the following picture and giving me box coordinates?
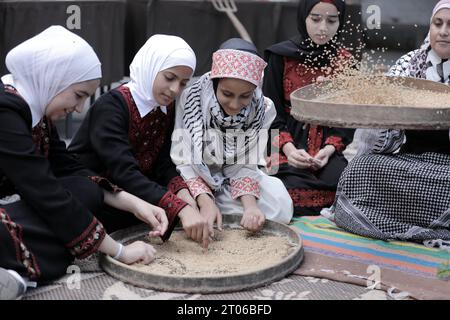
[290,76,450,129]
[100,214,303,293]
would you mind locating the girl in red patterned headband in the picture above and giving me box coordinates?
[171,38,293,235]
[263,0,355,216]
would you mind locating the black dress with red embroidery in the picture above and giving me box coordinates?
[0,82,108,282]
[263,44,355,216]
[69,85,188,239]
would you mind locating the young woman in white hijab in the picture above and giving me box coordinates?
[0,26,168,300]
[327,0,450,249]
[69,34,212,249]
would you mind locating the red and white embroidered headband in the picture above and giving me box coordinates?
[210,49,267,87]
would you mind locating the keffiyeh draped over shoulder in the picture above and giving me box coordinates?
[388,39,450,84]
[357,1,450,156]
[388,0,450,84]
[1,25,102,127]
[357,40,450,156]
[173,72,275,190]
[171,38,276,199]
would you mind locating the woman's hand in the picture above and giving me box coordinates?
[239,194,265,232]
[132,200,168,237]
[283,143,314,169]
[119,241,157,265]
[241,206,265,232]
[99,235,156,265]
[197,193,223,238]
[311,145,335,171]
[283,142,315,169]
[103,190,168,237]
[178,205,211,249]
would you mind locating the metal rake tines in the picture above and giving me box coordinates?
[209,0,253,43]
[210,0,237,13]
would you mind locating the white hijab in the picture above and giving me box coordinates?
[425,1,450,83]
[1,25,102,127]
[125,34,196,117]
[431,0,450,22]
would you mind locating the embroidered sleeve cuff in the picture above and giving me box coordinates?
[159,191,188,241]
[168,176,188,194]
[185,177,213,199]
[230,177,261,200]
[273,131,294,149]
[66,217,106,259]
[88,176,123,193]
[325,136,345,153]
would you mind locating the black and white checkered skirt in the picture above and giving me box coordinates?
[333,152,450,242]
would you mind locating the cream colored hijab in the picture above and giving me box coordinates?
[1,25,102,127]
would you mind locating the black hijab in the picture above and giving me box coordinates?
[266,0,346,68]
[218,38,261,56]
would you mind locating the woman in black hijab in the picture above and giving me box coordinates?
[263,0,355,216]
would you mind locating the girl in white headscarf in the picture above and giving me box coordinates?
[69,34,212,248]
[171,38,293,235]
[328,0,450,249]
[0,26,167,300]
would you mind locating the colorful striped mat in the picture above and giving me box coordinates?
[290,216,450,299]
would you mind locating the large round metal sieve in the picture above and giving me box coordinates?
[100,214,303,293]
[291,76,450,130]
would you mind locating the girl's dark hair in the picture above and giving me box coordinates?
[218,38,261,57]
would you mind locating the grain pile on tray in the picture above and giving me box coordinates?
[315,67,450,108]
[126,228,295,277]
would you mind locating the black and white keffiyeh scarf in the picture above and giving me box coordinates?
[357,38,450,156]
[389,38,450,84]
[181,72,266,186]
